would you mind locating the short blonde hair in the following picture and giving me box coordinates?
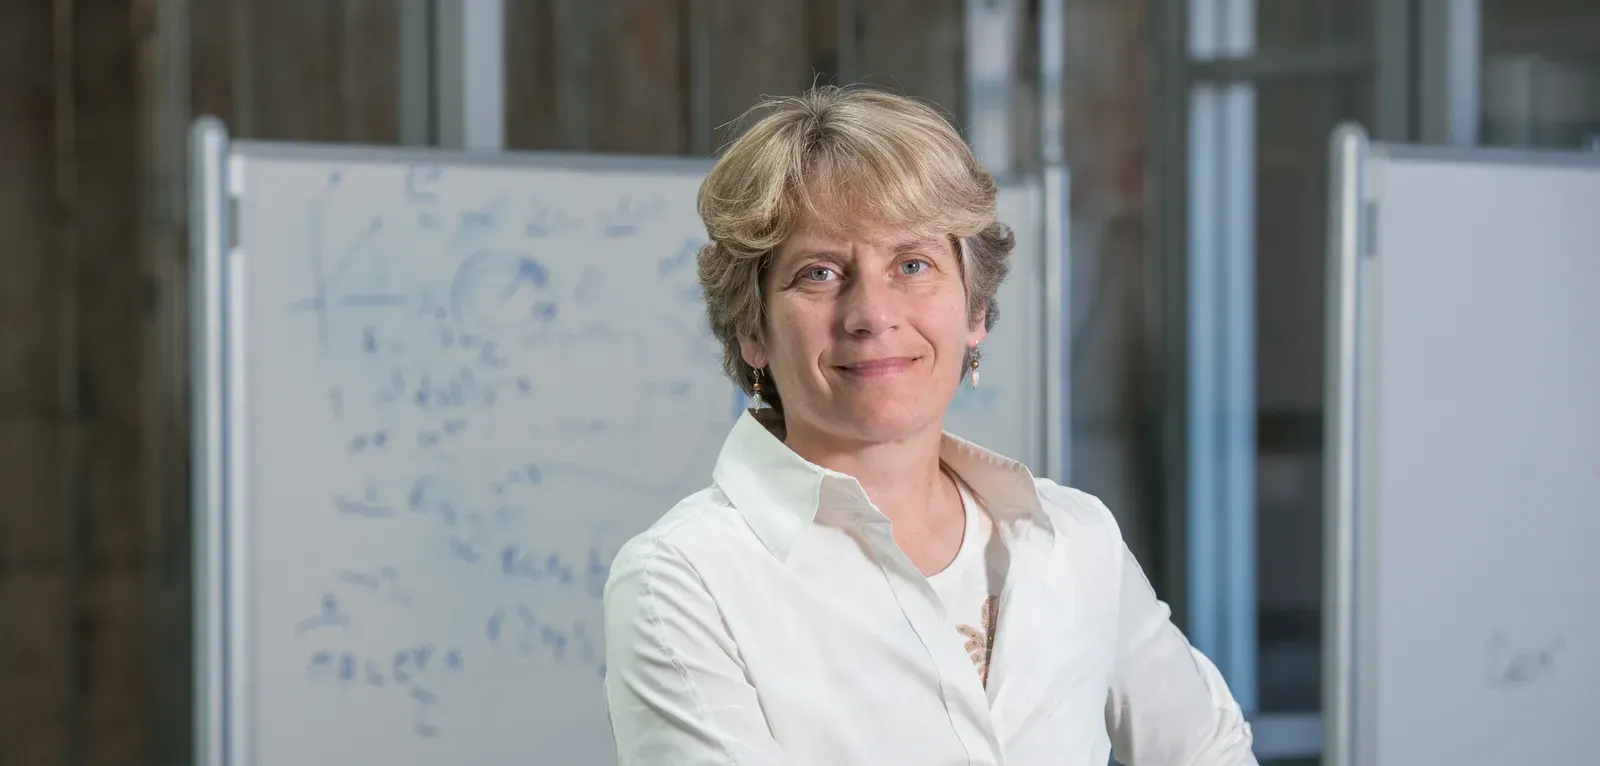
[696,86,1014,412]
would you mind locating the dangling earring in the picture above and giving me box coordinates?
[968,347,981,389]
[751,367,765,408]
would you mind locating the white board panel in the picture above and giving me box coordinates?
[192,123,1062,766]
[943,182,1046,469]
[231,146,732,766]
[1326,126,1600,766]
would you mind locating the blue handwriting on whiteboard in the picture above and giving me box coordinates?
[305,643,464,688]
[295,594,351,634]
[485,605,603,672]
[404,166,442,202]
[339,566,413,607]
[493,542,610,597]
[283,185,728,741]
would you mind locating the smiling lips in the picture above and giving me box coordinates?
[835,356,920,378]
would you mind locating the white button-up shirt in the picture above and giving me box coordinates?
[603,412,1257,765]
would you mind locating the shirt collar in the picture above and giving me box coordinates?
[711,409,1053,562]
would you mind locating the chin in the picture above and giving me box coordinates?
[828,396,945,443]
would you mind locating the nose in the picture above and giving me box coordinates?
[839,271,900,337]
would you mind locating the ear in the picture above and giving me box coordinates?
[967,302,989,347]
[737,333,768,370]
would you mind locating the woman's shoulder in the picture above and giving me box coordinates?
[603,485,758,596]
[1029,477,1128,541]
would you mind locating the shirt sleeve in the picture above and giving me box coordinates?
[1098,505,1260,766]
[603,536,791,766]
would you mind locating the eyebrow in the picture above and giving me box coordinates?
[777,236,947,267]
[775,244,844,267]
[893,237,946,254]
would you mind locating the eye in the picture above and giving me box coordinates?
[801,266,839,283]
[899,259,930,276]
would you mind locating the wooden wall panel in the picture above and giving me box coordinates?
[187,0,237,125]
[0,0,67,569]
[241,0,399,142]
[0,4,62,419]
[244,0,340,140]
[335,0,401,144]
[507,0,822,156]
[0,574,71,766]
[708,0,812,147]
[81,572,149,764]
[1,2,404,763]
[589,0,687,154]
[504,0,563,150]
[0,0,71,762]
[0,415,67,570]
[859,0,966,119]
[68,3,156,763]
[73,0,147,568]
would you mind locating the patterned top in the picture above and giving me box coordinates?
[955,595,1001,686]
[927,476,1009,689]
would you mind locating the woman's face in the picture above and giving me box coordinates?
[738,208,985,447]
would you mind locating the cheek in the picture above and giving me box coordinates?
[915,295,976,348]
[764,301,831,362]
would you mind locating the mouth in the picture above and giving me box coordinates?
[835,356,920,378]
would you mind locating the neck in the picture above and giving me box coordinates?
[780,416,951,526]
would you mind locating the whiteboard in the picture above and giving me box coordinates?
[944,180,1049,467]
[189,118,1065,766]
[1324,124,1600,766]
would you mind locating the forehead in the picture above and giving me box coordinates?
[776,209,951,261]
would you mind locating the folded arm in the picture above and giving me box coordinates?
[1101,508,1259,766]
[603,537,790,766]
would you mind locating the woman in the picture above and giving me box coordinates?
[603,86,1256,765]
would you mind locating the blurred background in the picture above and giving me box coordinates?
[2,1,1598,764]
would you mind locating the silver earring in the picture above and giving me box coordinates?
[968,347,981,389]
[752,367,765,407]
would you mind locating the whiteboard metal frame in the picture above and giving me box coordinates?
[1322,121,1366,766]
[1041,166,1071,483]
[1038,0,1071,485]
[1323,122,1600,766]
[190,119,1072,764]
[191,115,230,766]
[216,136,719,176]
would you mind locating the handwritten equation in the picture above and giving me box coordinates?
[1485,630,1565,691]
[272,161,732,741]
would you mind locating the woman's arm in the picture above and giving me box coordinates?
[603,536,790,766]
[1100,509,1260,766]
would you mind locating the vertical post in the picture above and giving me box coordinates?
[1149,0,1191,616]
[1186,0,1258,716]
[965,0,1019,176]
[556,0,592,150]
[398,0,435,146]
[836,0,861,84]
[688,0,714,155]
[1375,0,1414,142]
[462,0,505,150]
[150,1,194,762]
[229,0,254,137]
[436,0,506,150]
[1039,0,1070,484]
[1420,0,1481,146]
